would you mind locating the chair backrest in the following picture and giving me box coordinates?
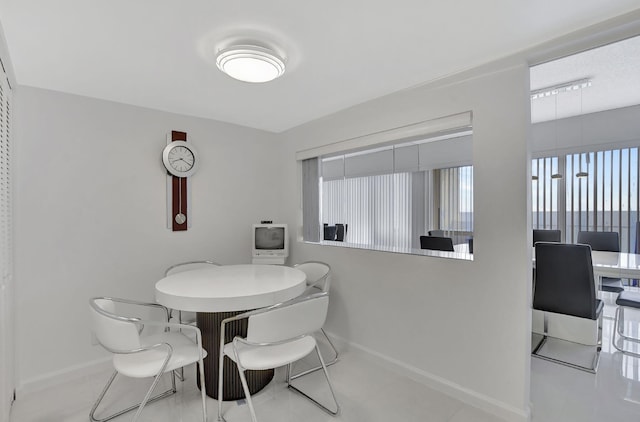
[534,242,598,320]
[294,261,331,292]
[89,297,142,352]
[576,231,620,252]
[428,230,445,237]
[246,293,329,344]
[419,235,454,252]
[533,229,561,245]
[165,260,220,276]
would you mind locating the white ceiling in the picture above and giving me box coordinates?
[531,34,640,123]
[1,0,639,133]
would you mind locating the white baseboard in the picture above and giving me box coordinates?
[325,331,531,422]
[17,333,532,422]
[16,357,111,398]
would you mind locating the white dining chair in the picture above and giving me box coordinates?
[89,297,208,422]
[217,292,339,422]
[290,261,339,379]
[164,260,221,325]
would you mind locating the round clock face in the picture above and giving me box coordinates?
[162,141,198,177]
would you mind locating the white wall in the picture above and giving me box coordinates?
[13,87,284,393]
[280,62,533,422]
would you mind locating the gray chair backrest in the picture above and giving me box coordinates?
[533,242,598,320]
[420,235,454,252]
[428,230,445,237]
[533,229,561,245]
[576,231,619,252]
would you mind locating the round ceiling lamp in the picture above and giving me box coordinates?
[216,45,285,83]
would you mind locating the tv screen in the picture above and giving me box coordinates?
[254,227,285,250]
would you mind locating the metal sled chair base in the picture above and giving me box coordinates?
[532,335,601,374]
[290,328,339,380]
[89,370,177,422]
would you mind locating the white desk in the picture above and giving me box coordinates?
[155,264,307,400]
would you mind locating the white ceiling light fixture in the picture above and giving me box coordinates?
[530,78,592,100]
[216,45,285,83]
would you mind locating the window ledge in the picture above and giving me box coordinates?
[302,240,473,261]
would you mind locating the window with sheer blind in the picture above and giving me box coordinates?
[298,113,473,258]
[532,147,640,253]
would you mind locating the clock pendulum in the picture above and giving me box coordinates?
[175,178,186,225]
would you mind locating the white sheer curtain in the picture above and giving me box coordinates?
[302,157,320,242]
[438,166,473,233]
[322,172,412,251]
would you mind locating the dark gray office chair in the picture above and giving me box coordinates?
[428,230,445,237]
[420,235,454,252]
[532,242,603,372]
[576,231,624,293]
[533,229,561,245]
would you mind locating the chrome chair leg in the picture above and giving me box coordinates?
[89,370,177,422]
[290,329,339,380]
[237,367,259,422]
[286,345,340,416]
[613,306,640,357]
[217,346,226,421]
[531,312,602,374]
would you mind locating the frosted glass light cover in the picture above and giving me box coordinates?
[216,45,285,83]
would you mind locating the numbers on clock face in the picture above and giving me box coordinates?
[168,146,194,172]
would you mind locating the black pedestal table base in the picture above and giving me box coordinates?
[196,311,274,400]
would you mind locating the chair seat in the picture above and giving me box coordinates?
[616,291,640,308]
[595,299,604,317]
[114,332,207,378]
[601,277,624,293]
[224,336,316,370]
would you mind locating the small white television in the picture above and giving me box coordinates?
[251,223,289,265]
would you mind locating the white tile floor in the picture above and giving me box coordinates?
[529,293,640,422]
[9,300,640,422]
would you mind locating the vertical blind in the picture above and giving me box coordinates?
[0,61,12,419]
[438,166,474,233]
[301,158,320,242]
[532,147,640,253]
[532,156,562,230]
[0,71,10,283]
[322,173,413,250]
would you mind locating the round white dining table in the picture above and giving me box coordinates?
[155,264,307,400]
[156,264,307,312]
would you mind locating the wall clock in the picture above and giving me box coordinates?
[164,131,198,231]
[163,141,198,178]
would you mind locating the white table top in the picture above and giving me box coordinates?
[155,264,307,312]
[532,249,640,279]
[591,251,640,279]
